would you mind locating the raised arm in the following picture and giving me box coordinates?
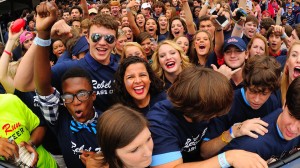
[34,1,58,96]
[199,0,214,18]
[0,24,23,93]
[210,15,224,58]
[231,8,246,38]
[127,0,141,38]
[80,0,89,19]
[181,0,196,35]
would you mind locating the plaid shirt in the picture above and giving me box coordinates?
[35,88,61,125]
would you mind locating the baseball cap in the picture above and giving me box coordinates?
[223,37,247,52]
[141,3,151,9]
[19,31,35,44]
[88,8,98,15]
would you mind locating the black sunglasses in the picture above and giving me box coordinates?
[91,33,115,44]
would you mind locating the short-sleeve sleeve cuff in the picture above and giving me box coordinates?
[150,151,182,166]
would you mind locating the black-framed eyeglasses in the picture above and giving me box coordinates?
[91,33,115,44]
[61,90,93,104]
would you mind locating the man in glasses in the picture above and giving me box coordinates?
[14,1,119,112]
[35,66,100,168]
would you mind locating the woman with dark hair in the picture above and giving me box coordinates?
[126,1,146,38]
[114,56,165,115]
[192,6,201,29]
[145,18,160,42]
[136,32,154,60]
[189,30,218,67]
[168,0,196,40]
[86,104,153,168]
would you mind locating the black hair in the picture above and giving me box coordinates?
[61,67,93,88]
[286,77,300,120]
[70,5,83,15]
[114,56,164,110]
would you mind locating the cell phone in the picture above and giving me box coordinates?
[232,8,248,22]
[216,15,229,28]
[210,8,229,28]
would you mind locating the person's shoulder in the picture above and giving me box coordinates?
[0,93,18,100]
[261,108,282,123]
[52,59,79,71]
[152,91,167,103]
[147,99,174,122]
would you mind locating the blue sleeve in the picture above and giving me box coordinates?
[151,151,182,166]
[147,108,183,165]
[203,115,229,141]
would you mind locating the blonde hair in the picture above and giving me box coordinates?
[8,59,21,79]
[281,40,300,104]
[121,42,146,62]
[151,40,192,78]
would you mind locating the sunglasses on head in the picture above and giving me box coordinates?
[91,33,115,44]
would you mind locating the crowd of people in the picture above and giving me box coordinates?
[1,0,300,167]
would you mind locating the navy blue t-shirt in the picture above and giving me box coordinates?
[147,100,209,166]
[48,106,101,168]
[139,91,167,116]
[276,55,287,72]
[204,88,281,141]
[51,53,118,111]
[221,108,300,160]
[242,34,251,46]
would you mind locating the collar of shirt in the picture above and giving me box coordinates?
[84,52,119,71]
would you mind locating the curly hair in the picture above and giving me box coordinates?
[151,40,192,79]
[114,56,164,109]
[243,55,281,93]
[89,14,119,38]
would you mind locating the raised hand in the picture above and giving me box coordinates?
[50,19,72,40]
[8,22,24,41]
[35,1,58,33]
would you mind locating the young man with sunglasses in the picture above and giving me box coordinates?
[14,1,119,112]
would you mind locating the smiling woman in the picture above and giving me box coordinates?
[114,56,165,115]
